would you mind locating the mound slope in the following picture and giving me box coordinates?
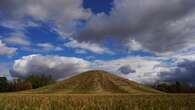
[31,70,161,94]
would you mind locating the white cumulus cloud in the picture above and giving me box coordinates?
[11,54,195,84]
[65,39,112,54]
[4,32,31,46]
[91,56,170,84]
[11,54,91,79]
[77,0,195,55]
[0,40,17,55]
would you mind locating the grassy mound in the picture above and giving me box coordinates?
[30,70,161,94]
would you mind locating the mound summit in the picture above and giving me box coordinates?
[31,70,161,94]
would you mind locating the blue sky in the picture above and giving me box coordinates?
[0,0,154,62]
[1,0,195,84]
[83,0,113,14]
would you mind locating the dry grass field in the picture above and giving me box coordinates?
[0,71,194,110]
[0,94,194,110]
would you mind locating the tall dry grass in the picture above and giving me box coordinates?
[0,94,194,110]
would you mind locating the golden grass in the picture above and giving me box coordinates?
[0,93,194,110]
[1,71,193,110]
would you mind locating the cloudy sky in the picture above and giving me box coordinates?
[1,0,195,84]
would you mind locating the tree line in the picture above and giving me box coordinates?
[150,81,195,93]
[0,75,55,92]
[1,75,195,93]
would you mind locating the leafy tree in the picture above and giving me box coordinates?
[0,77,8,92]
[7,79,32,92]
[25,75,55,89]
[0,74,55,92]
[0,77,32,92]
[152,81,195,93]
